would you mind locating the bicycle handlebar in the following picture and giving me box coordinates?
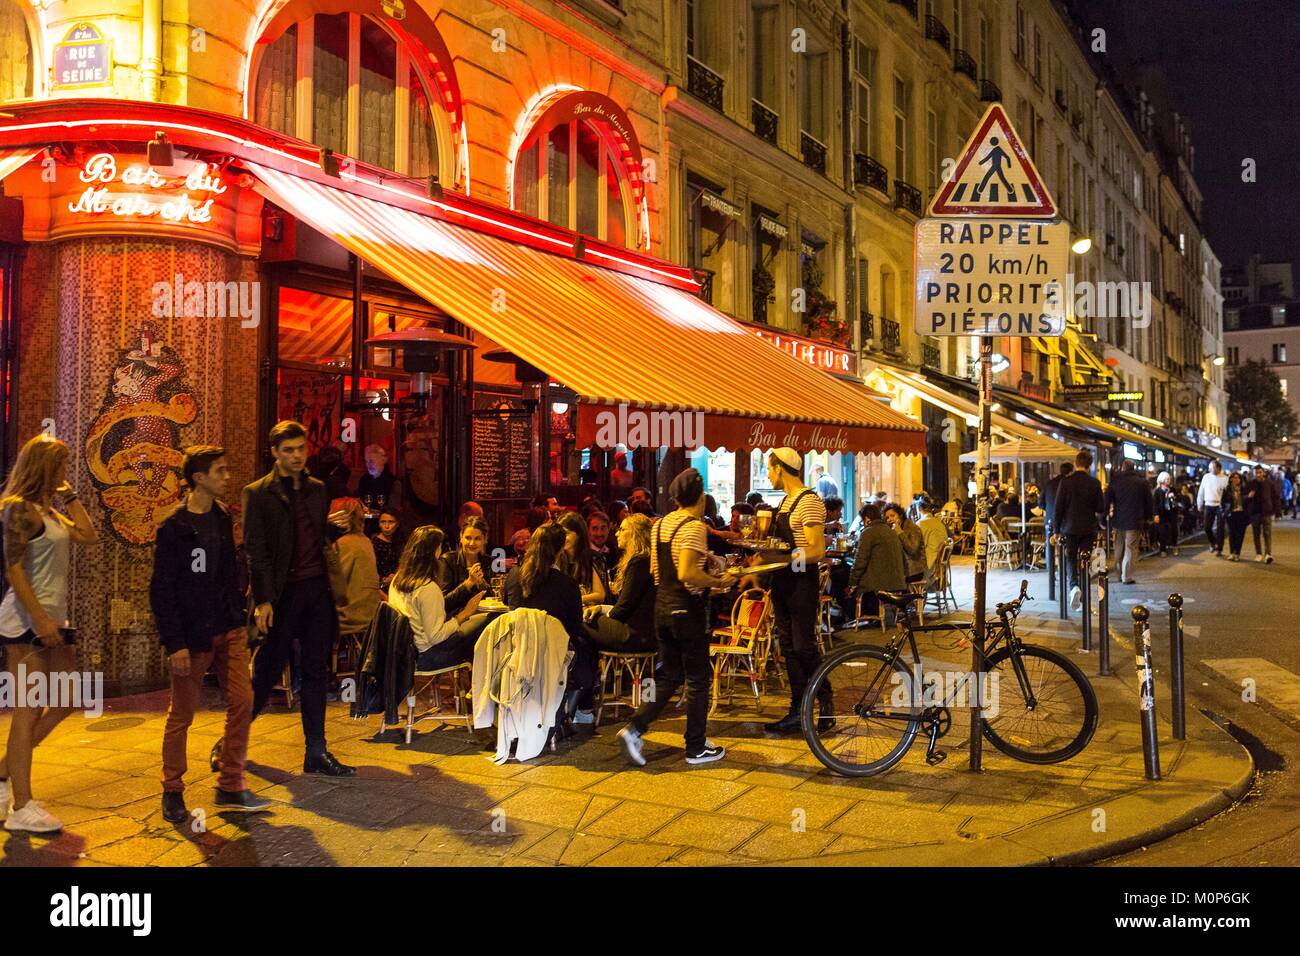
[994,579,1032,618]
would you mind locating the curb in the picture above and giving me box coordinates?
[1193,659,1300,734]
[771,618,1255,867]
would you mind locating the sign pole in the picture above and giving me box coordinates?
[970,335,993,772]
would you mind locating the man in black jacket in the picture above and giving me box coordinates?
[244,421,355,777]
[1105,460,1154,584]
[151,447,271,822]
[1052,449,1106,611]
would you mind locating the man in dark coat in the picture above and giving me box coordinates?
[1052,449,1106,610]
[1105,460,1154,584]
[243,420,355,778]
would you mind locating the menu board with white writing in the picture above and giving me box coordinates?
[472,396,532,500]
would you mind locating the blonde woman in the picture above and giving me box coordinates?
[583,513,657,652]
[0,435,99,834]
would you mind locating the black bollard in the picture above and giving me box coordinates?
[1057,535,1069,620]
[1048,532,1056,602]
[1097,561,1111,676]
[1133,605,1161,780]
[1079,551,1092,652]
[1168,593,1185,740]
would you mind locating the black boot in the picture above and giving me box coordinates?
[161,791,189,824]
[210,738,223,772]
[764,711,802,734]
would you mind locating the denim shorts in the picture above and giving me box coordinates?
[0,627,77,647]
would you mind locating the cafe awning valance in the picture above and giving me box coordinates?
[0,148,39,184]
[247,162,925,456]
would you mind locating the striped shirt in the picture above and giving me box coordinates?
[777,490,826,549]
[649,511,709,585]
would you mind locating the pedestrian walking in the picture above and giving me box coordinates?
[617,468,737,767]
[1105,460,1154,584]
[1051,449,1106,611]
[1247,464,1279,563]
[151,446,271,823]
[243,420,355,778]
[1220,472,1250,561]
[0,435,99,835]
[1196,461,1229,555]
[1153,472,1180,556]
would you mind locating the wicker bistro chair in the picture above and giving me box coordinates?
[595,649,657,726]
[987,517,1021,570]
[395,662,474,744]
[708,588,771,714]
[924,539,959,615]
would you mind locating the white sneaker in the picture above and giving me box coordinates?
[1254,554,1263,563]
[0,778,8,819]
[1266,555,1274,564]
[1069,586,1082,611]
[572,709,595,725]
[4,799,63,834]
[618,726,646,767]
[685,740,726,765]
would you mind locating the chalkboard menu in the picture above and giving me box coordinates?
[472,396,532,500]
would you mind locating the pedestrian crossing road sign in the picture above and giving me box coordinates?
[928,103,1057,218]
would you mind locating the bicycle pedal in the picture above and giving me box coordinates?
[926,749,948,766]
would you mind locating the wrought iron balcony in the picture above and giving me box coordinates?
[694,268,714,306]
[925,15,950,50]
[752,99,778,145]
[980,79,1001,103]
[889,0,918,16]
[854,153,889,193]
[882,318,902,354]
[687,55,724,112]
[800,130,828,175]
[954,48,977,82]
[894,179,923,217]
[1054,88,1068,112]
[859,311,875,346]
[921,342,941,369]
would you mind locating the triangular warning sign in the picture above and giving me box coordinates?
[928,103,1056,218]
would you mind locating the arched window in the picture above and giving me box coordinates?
[0,0,34,101]
[511,100,637,248]
[253,13,441,179]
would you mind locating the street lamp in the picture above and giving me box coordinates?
[1071,236,1093,255]
[1212,354,1226,366]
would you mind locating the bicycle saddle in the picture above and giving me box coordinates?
[875,590,922,608]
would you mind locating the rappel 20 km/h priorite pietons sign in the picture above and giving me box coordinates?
[915,103,1069,338]
[914,218,1070,336]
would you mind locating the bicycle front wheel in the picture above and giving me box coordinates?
[801,645,920,777]
[981,644,1098,763]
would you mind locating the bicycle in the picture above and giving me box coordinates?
[801,580,1098,777]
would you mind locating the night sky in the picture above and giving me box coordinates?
[1075,0,1300,272]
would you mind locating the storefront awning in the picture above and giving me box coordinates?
[0,148,39,184]
[959,435,1079,464]
[866,365,1052,444]
[1008,392,1183,456]
[246,162,924,456]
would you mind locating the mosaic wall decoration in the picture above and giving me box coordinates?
[84,322,197,544]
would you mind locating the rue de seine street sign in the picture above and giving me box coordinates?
[915,104,1069,339]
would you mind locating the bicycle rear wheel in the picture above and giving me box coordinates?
[801,645,920,777]
[981,644,1098,763]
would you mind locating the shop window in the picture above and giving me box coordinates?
[253,12,441,179]
[277,287,355,367]
[0,0,33,101]
[511,105,633,247]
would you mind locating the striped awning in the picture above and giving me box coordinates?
[247,162,924,455]
[0,148,38,184]
[959,436,1079,464]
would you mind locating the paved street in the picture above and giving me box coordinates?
[0,552,1253,867]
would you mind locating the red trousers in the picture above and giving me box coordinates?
[162,627,253,794]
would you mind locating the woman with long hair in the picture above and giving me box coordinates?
[1221,471,1250,561]
[505,522,590,726]
[0,435,99,834]
[583,513,657,653]
[387,525,483,670]
[329,497,381,645]
[438,514,496,644]
[883,503,928,585]
[557,511,609,606]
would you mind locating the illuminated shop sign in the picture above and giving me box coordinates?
[67,153,228,225]
[753,328,855,375]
